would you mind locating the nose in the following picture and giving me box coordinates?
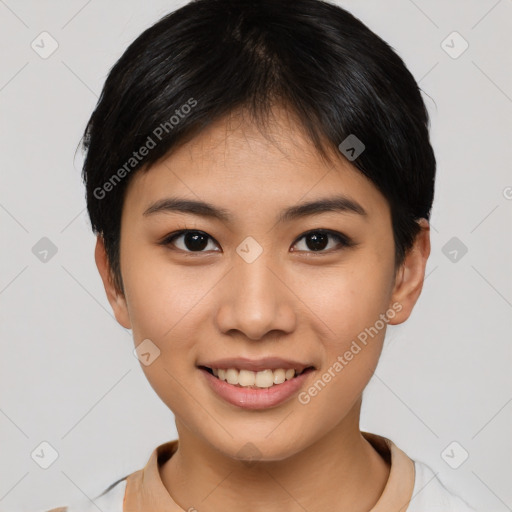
[215,251,297,341]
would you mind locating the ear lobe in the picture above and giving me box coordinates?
[387,218,431,325]
[94,235,132,329]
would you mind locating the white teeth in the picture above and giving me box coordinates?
[211,367,302,388]
[285,368,295,380]
[273,368,286,384]
[238,369,255,386]
[226,368,238,385]
[255,369,274,388]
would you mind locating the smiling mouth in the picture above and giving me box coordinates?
[200,366,315,389]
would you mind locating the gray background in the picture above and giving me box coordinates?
[0,0,511,511]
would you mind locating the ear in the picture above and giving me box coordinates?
[94,235,132,329]
[387,218,431,325]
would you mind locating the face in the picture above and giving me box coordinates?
[96,107,429,462]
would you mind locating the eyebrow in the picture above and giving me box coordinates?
[143,195,368,223]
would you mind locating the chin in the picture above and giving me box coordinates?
[209,431,305,464]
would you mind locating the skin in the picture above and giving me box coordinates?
[95,106,430,512]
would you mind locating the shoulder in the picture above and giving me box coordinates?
[407,459,477,512]
[43,477,127,512]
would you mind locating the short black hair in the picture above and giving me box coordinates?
[81,0,436,294]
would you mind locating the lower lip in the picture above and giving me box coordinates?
[200,367,314,410]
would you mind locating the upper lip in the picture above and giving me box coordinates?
[198,357,314,373]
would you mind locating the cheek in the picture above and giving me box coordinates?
[298,277,391,424]
[121,251,219,403]
[306,262,393,346]
[299,260,393,404]
[122,250,212,342]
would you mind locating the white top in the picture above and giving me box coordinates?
[408,460,476,511]
[46,434,477,512]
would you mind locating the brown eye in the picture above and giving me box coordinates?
[291,230,353,253]
[161,230,220,252]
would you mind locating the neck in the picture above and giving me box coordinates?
[160,401,390,512]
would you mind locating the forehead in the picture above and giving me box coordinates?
[123,107,389,220]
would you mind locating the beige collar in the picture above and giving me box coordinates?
[123,431,415,511]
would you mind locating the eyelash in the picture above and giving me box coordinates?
[159,228,355,255]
